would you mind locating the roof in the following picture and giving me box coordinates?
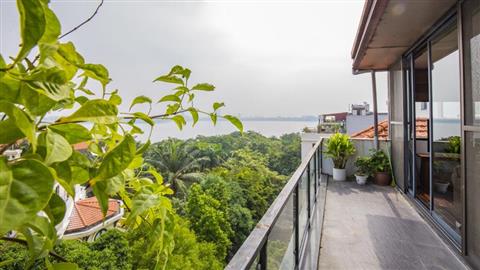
[351,119,428,139]
[351,0,456,72]
[73,141,90,151]
[65,197,121,234]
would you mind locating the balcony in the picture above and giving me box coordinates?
[226,138,467,270]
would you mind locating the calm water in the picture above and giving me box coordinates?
[135,120,317,142]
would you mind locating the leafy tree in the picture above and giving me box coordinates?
[0,0,242,268]
[185,184,233,260]
[144,138,207,196]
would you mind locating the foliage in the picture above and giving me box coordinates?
[185,184,233,260]
[369,149,391,173]
[0,1,242,268]
[445,136,461,154]
[324,133,355,169]
[354,156,372,176]
[144,138,206,196]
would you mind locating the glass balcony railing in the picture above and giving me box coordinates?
[226,138,327,270]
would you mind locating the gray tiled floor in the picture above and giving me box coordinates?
[318,180,467,270]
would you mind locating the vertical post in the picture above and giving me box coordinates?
[259,243,267,270]
[294,184,299,267]
[371,70,379,150]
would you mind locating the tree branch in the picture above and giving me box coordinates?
[59,0,104,40]
[0,237,67,262]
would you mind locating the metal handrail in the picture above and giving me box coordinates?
[225,137,325,270]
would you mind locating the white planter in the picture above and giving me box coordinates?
[332,168,347,181]
[355,174,368,185]
[434,182,449,194]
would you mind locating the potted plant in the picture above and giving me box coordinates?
[325,133,356,181]
[354,156,371,185]
[369,149,391,186]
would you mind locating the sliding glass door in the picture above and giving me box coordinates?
[405,15,462,245]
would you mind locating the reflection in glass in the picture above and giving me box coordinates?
[413,46,430,206]
[466,132,480,267]
[431,21,462,237]
[298,171,308,245]
[267,194,295,270]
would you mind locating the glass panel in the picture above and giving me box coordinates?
[267,194,295,270]
[389,60,405,190]
[249,254,260,270]
[309,158,315,208]
[430,20,462,238]
[463,0,480,125]
[413,46,431,207]
[298,170,309,245]
[466,132,480,267]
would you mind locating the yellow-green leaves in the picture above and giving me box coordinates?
[192,83,215,91]
[44,193,66,226]
[0,100,36,150]
[49,123,92,144]
[171,115,186,130]
[130,95,152,111]
[224,115,243,132]
[213,102,225,111]
[44,129,73,165]
[79,63,110,87]
[188,108,199,126]
[0,158,54,235]
[94,134,136,181]
[158,94,181,103]
[58,99,118,124]
[16,0,46,62]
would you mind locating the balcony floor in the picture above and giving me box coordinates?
[318,180,467,270]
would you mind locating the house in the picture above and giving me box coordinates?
[350,0,480,267]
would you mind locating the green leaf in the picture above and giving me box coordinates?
[192,83,215,91]
[78,64,110,86]
[49,123,92,144]
[129,95,152,111]
[126,186,161,225]
[58,99,118,124]
[0,100,36,151]
[188,108,199,126]
[94,134,136,181]
[0,118,25,145]
[210,113,217,125]
[19,83,57,116]
[171,115,186,130]
[136,140,151,155]
[39,3,61,44]
[44,193,66,226]
[109,92,122,105]
[223,115,243,132]
[213,102,225,111]
[158,94,181,103]
[44,129,73,165]
[0,158,54,235]
[153,75,184,85]
[132,112,154,126]
[15,0,46,62]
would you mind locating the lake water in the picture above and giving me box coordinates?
[135,120,317,142]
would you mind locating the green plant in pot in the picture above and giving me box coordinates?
[325,133,356,181]
[369,149,392,186]
[354,156,371,185]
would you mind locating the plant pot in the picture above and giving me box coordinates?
[373,172,391,186]
[434,181,450,194]
[355,174,368,185]
[332,168,347,181]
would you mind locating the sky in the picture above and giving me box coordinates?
[0,0,388,118]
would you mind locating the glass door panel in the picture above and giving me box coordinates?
[413,46,431,207]
[430,20,462,239]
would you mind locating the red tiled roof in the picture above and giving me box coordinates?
[351,119,428,139]
[73,141,89,151]
[65,197,120,234]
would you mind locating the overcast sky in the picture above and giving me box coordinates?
[0,0,388,117]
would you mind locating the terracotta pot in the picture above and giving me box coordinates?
[373,172,391,186]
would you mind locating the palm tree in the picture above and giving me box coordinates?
[145,139,208,196]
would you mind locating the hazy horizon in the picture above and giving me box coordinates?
[0,0,389,118]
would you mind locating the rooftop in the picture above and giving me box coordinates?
[65,197,121,234]
[351,119,428,139]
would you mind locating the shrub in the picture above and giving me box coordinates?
[354,156,372,176]
[324,133,356,169]
[369,149,391,174]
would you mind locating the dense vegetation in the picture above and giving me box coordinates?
[0,132,301,269]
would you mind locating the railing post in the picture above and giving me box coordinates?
[307,166,311,220]
[294,184,299,267]
[259,242,267,270]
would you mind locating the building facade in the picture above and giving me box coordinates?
[352,0,480,267]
